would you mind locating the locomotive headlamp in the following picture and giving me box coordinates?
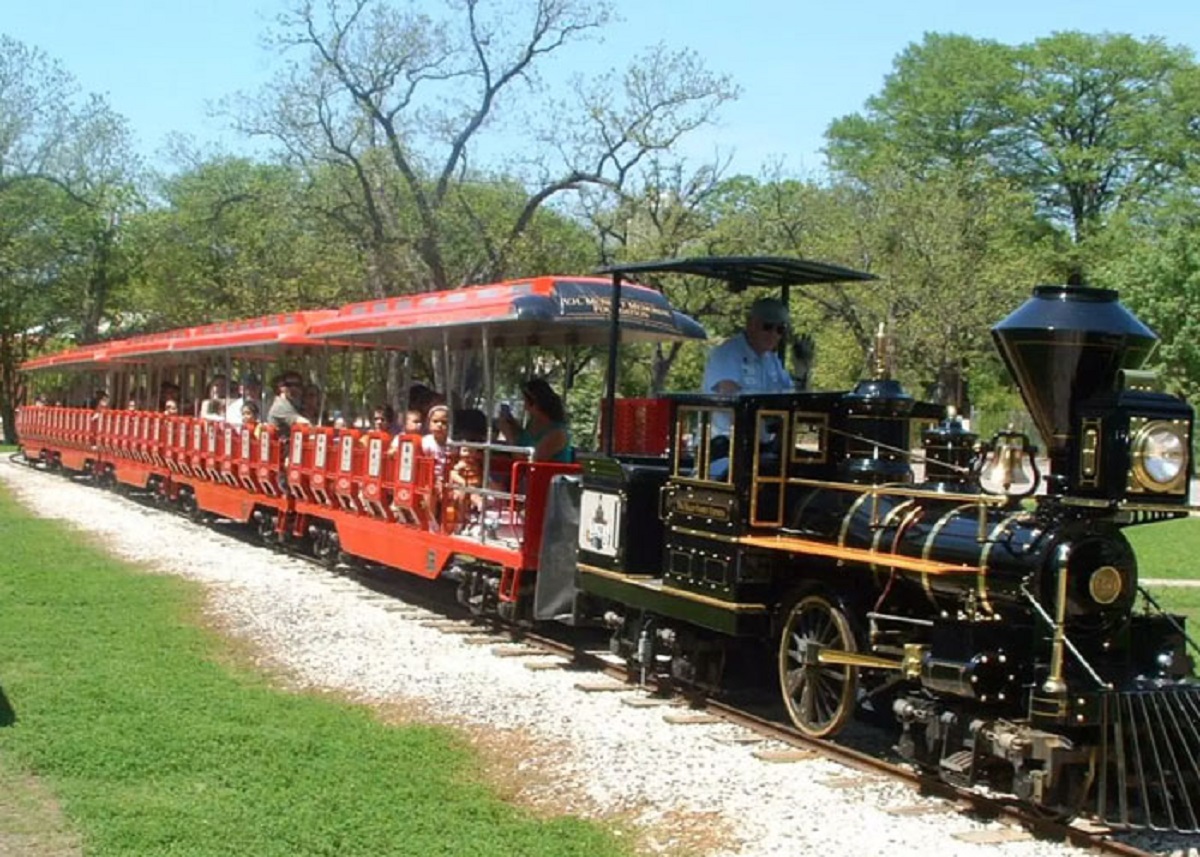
[1130,419,1189,493]
[1088,565,1123,605]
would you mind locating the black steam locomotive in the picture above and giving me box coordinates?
[562,263,1199,831]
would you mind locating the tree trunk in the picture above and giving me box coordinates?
[0,332,22,445]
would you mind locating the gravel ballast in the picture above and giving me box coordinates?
[0,458,1188,857]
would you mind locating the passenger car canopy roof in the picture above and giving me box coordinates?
[103,311,336,362]
[22,312,339,372]
[21,345,112,372]
[600,255,876,290]
[305,276,706,348]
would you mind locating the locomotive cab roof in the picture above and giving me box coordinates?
[598,255,876,290]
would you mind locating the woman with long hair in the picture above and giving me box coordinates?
[498,378,572,463]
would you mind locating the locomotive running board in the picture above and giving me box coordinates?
[577,563,768,636]
[738,533,982,577]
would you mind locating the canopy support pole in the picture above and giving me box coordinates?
[602,272,623,456]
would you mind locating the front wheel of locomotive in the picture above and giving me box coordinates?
[778,593,859,738]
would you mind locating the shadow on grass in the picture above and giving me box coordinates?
[0,686,15,727]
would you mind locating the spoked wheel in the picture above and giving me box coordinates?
[778,593,858,738]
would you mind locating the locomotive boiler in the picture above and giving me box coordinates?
[573,276,1200,831]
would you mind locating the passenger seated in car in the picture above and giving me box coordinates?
[422,404,450,475]
[240,401,261,437]
[301,383,322,424]
[225,373,262,424]
[267,373,310,433]
[159,382,181,412]
[454,408,489,443]
[370,405,396,436]
[201,375,228,421]
[420,404,451,531]
[496,378,573,463]
[447,444,485,532]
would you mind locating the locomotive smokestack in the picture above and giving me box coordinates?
[991,285,1157,474]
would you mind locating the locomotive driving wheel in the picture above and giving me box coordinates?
[778,593,858,738]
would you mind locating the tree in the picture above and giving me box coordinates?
[825,33,1020,178]
[0,36,139,442]
[580,156,732,393]
[1010,32,1198,244]
[1093,202,1200,402]
[679,166,1054,401]
[233,0,737,296]
[825,32,1200,248]
[129,157,366,327]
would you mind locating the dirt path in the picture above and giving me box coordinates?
[0,751,81,857]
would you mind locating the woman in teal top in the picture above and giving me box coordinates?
[500,378,573,463]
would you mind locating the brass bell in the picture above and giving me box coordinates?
[979,429,1038,496]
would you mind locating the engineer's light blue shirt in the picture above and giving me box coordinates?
[701,333,792,396]
[701,334,792,478]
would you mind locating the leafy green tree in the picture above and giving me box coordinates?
[1010,32,1198,244]
[826,33,1020,178]
[0,36,139,442]
[1093,202,1200,402]
[232,0,737,296]
[682,167,1054,404]
[826,32,1199,248]
[128,157,364,327]
[581,157,732,393]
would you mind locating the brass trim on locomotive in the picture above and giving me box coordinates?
[578,563,769,613]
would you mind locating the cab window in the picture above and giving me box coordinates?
[791,413,829,464]
[674,405,734,484]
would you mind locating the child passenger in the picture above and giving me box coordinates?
[448,444,485,530]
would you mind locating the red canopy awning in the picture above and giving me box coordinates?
[305,276,705,348]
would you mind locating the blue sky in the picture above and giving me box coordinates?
[4,0,1198,178]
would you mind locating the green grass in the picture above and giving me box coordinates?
[1125,516,1200,627]
[1146,586,1200,629]
[0,483,628,857]
[1124,516,1200,581]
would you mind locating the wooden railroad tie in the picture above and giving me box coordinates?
[1068,818,1113,835]
[383,605,431,616]
[490,645,540,657]
[951,828,1033,844]
[621,696,676,709]
[418,620,489,632]
[524,659,569,671]
[885,803,953,817]
[710,734,765,746]
[582,650,627,668]
[574,679,632,692]
[460,635,512,646]
[662,712,722,725]
[752,748,819,763]
[818,775,880,789]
